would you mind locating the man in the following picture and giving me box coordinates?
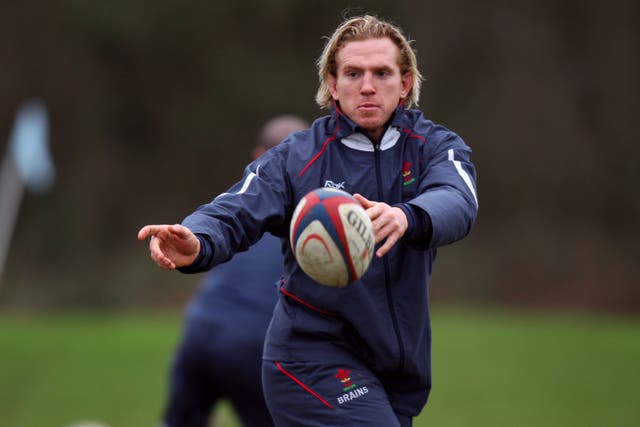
[140,15,478,427]
[161,116,308,427]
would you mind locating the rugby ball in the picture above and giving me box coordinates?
[289,188,374,287]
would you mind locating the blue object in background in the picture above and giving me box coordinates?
[9,99,55,193]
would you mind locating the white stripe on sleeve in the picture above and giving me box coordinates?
[448,149,478,206]
[215,171,257,200]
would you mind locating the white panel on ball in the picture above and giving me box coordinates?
[294,219,349,286]
[290,188,374,287]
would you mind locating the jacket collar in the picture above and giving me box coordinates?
[330,102,406,152]
[341,127,401,152]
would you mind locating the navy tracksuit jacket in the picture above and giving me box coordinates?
[181,105,478,417]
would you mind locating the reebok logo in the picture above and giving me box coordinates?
[324,180,345,190]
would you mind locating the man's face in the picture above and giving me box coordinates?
[328,37,413,141]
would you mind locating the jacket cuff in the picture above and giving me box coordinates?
[177,234,214,274]
[394,203,433,246]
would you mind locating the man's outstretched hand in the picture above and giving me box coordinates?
[137,224,200,270]
[353,193,408,258]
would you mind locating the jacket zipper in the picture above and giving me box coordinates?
[373,141,405,373]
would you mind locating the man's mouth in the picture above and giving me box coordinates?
[358,103,378,111]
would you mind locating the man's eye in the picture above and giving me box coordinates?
[346,71,359,78]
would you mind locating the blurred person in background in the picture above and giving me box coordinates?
[141,15,477,427]
[161,115,309,427]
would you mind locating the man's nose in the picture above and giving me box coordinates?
[360,73,375,94]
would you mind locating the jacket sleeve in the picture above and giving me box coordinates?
[409,128,478,248]
[180,148,291,272]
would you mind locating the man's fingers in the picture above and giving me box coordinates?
[157,255,176,270]
[138,223,186,270]
[137,226,151,240]
[376,232,400,258]
[138,224,165,240]
[168,224,191,239]
[372,212,395,241]
[151,251,175,270]
[149,236,163,260]
[138,223,187,241]
[371,206,408,257]
[149,238,176,270]
[353,193,373,208]
[373,220,393,244]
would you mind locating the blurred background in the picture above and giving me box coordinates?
[2,0,639,311]
[1,0,639,426]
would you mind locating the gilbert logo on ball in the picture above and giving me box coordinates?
[290,188,374,287]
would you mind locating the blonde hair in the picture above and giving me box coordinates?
[315,15,423,109]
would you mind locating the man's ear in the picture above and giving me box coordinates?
[400,72,413,100]
[327,75,339,100]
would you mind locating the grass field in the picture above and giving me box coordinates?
[0,306,638,427]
